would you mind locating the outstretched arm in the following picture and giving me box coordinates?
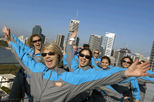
[138,76,154,84]
[2,25,31,53]
[65,30,78,70]
[9,41,46,76]
[2,25,11,44]
[146,70,154,77]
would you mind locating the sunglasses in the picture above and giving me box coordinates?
[41,51,56,57]
[79,53,91,59]
[32,39,41,43]
[94,52,99,54]
[122,60,132,64]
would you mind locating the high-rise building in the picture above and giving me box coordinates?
[66,20,80,45]
[89,34,102,52]
[32,25,42,35]
[150,41,154,71]
[32,25,45,44]
[103,32,116,57]
[56,34,65,50]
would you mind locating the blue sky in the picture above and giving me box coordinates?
[0,0,154,57]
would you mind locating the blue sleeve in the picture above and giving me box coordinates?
[146,70,154,77]
[139,76,154,82]
[131,79,141,101]
[63,54,69,66]
[91,57,98,67]
[98,58,101,62]
[138,70,154,83]
[120,77,137,83]
[59,68,126,85]
[109,66,127,71]
[70,56,79,71]
[9,41,46,73]
[11,33,31,53]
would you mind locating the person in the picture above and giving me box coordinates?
[121,56,133,69]
[91,49,101,67]
[2,25,43,101]
[94,56,142,102]
[64,35,149,102]
[83,44,89,49]
[112,56,154,102]
[111,56,139,102]
[137,60,154,102]
[3,25,151,102]
[94,56,123,102]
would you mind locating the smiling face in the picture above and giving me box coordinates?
[32,36,42,51]
[42,49,59,69]
[121,58,132,68]
[101,59,109,69]
[79,50,91,67]
[41,42,63,69]
[94,50,99,58]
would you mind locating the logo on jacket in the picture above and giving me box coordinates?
[55,82,63,87]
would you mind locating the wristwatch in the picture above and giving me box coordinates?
[69,38,75,41]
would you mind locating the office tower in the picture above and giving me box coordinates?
[66,20,80,45]
[32,25,42,35]
[89,34,102,52]
[135,53,144,61]
[150,41,154,71]
[103,32,115,57]
[56,34,65,50]
[32,25,45,44]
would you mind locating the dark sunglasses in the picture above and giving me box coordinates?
[41,52,56,57]
[32,39,41,43]
[79,53,91,59]
[122,60,132,64]
[94,52,99,54]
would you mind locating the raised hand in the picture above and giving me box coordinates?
[124,60,150,77]
[71,30,78,38]
[2,25,11,43]
[2,25,8,34]
[69,30,78,45]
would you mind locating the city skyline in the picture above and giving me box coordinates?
[0,0,154,57]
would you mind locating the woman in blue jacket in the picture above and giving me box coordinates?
[2,25,151,102]
[3,25,43,101]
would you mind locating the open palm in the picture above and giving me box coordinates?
[125,60,150,77]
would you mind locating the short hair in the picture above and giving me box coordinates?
[93,49,99,53]
[101,56,111,65]
[27,34,42,47]
[83,44,89,49]
[120,56,133,66]
[41,42,63,67]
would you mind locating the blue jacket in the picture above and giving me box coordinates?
[91,57,101,67]
[9,41,128,102]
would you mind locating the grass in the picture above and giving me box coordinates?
[0,64,21,75]
[1,86,11,94]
